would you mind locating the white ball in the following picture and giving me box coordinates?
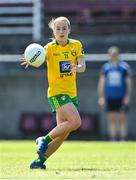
[24,43,45,68]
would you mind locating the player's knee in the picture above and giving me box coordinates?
[75,120,81,130]
[71,117,81,131]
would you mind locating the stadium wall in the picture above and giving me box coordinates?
[0,64,136,140]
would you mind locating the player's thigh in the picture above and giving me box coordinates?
[56,112,66,125]
[56,102,81,127]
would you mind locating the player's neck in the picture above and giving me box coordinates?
[111,58,119,65]
[111,61,119,67]
[56,39,68,46]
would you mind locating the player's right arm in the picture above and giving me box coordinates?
[98,74,106,108]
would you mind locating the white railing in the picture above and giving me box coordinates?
[0,0,42,41]
[85,53,136,61]
[0,54,136,62]
[0,0,32,3]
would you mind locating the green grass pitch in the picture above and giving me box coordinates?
[0,141,136,179]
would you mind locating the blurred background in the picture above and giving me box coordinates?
[0,0,136,140]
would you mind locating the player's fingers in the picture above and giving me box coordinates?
[70,63,76,67]
[70,64,76,71]
[25,63,29,69]
[71,68,76,74]
[20,57,26,61]
[20,61,27,66]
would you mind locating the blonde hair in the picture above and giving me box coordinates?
[108,46,120,54]
[48,16,71,30]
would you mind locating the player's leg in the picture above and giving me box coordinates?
[30,102,81,169]
[106,99,121,141]
[38,102,81,158]
[107,112,118,141]
[117,112,127,141]
[30,112,69,169]
[48,102,81,138]
[45,112,69,158]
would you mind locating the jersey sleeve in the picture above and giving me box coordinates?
[100,64,106,75]
[76,41,84,57]
[44,44,50,62]
[122,62,133,77]
[126,64,132,77]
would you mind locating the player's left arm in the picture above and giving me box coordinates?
[123,63,133,105]
[124,76,133,105]
[71,56,86,73]
[70,41,86,73]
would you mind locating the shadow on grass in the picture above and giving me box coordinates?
[50,167,116,171]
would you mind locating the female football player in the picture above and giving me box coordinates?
[21,16,86,169]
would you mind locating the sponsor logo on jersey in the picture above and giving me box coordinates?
[62,52,69,59]
[60,72,72,78]
[53,53,60,56]
[60,61,71,73]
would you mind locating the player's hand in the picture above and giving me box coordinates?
[20,56,29,69]
[70,63,84,73]
[70,63,78,73]
[123,95,130,105]
[98,97,105,108]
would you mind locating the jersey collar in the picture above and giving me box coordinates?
[53,39,70,45]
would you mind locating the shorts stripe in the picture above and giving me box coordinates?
[52,96,60,109]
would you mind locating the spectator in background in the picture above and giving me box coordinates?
[76,8,94,33]
[98,46,132,141]
[81,9,94,24]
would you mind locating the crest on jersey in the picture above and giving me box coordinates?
[71,50,77,56]
[61,96,66,101]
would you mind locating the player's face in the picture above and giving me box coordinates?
[53,20,70,45]
[109,51,119,62]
